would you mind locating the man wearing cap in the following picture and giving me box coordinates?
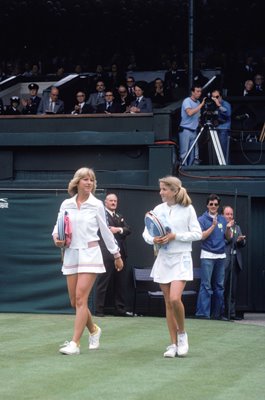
[4,97,21,115]
[21,83,41,115]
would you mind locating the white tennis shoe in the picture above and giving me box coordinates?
[163,344,178,358]
[59,340,80,355]
[177,332,189,357]
[89,325,102,350]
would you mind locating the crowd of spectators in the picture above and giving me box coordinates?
[1,52,265,117]
[0,76,157,116]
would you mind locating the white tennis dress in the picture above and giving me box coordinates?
[142,202,202,283]
[53,193,119,275]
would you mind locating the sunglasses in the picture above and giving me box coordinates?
[119,91,127,94]
[209,202,219,206]
[212,95,220,99]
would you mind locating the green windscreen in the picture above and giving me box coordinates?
[0,190,104,314]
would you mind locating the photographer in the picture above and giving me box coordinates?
[178,85,206,166]
[211,89,232,163]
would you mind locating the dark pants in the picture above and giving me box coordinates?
[224,255,240,317]
[95,258,127,315]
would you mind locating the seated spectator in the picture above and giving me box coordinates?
[86,80,106,112]
[96,91,121,114]
[31,64,41,78]
[238,56,256,83]
[22,62,33,77]
[74,64,83,75]
[129,82,153,113]
[108,63,126,92]
[56,66,66,80]
[127,51,137,71]
[117,85,131,113]
[253,74,265,96]
[126,76,136,101]
[37,86,64,114]
[4,96,21,115]
[21,83,41,115]
[91,64,109,90]
[164,60,183,90]
[71,91,93,114]
[243,80,255,96]
[150,78,171,107]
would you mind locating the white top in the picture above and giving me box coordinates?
[142,202,202,253]
[142,202,202,283]
[53,193,119,254]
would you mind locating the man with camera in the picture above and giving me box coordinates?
[178,85,206,166]
[210,89,232,163]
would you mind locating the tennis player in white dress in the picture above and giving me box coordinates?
[53,167,123,355]
[143,176,202,358]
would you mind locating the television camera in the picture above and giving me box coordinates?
[200,94,219,126]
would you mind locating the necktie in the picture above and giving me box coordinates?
[135,98,139,106]
[106,102,111,110]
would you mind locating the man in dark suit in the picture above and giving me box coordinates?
[222,206,246,320]
[96,193,131,316]
[37,86,64,114]
[129,82,153,113]
[96,91,121,114]
[71,91,93,114]
[253,74,265,96]
[21,83,41,115]
[126,76,136,102]
[86,80,106,112]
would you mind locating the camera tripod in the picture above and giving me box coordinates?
[181,121,226,166]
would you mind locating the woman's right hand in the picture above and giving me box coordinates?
[153,236,163,245]
[114,257,124,272]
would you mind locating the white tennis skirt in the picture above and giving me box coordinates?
[150,250,193,284]
[62,246,106,275]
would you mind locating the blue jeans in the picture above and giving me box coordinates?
[196,258,225,318]
[179,129,197,166]
[217,129,230,163]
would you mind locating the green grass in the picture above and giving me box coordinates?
[0,314,264,400]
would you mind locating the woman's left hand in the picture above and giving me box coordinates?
[114,257,124,271]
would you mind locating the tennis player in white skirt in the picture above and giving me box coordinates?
[53,167,123,355]
[143,176,202,358]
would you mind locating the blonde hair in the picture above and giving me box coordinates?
[159,176,191,206]
[68,167,97,196]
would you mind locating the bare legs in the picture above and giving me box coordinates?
[160,280,186,344]
[66,273,97,344]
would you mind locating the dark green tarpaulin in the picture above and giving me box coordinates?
[0,191,96,314]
